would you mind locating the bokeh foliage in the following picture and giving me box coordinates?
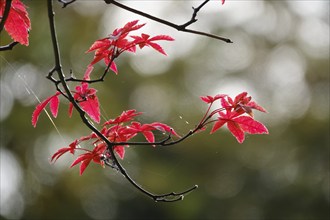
[0,1,329,220]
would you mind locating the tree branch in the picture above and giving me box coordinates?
[104,0,233,43]
[47,0,197,202]
[180,0,210,28]
[0,41,18,51]
[57,0,76,8]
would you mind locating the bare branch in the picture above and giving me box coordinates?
[57,0,76,8]
[104,0,233,43]
[154,185,198,202]
[107,154,198,202]
[0,41,18,51]
[180,0,210,28]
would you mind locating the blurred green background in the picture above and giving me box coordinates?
[0,1,329,219]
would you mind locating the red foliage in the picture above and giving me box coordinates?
[68,83,101,123]
[85,20,174,76]
[51,109,180,174]
[0,0,31,45]
[201,92,268,143]
[30,6,269,176]
[70,143,107,175]
[32,92,61,127]
[130,33,174,55]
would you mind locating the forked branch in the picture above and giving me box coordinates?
[57,0,76,8]
[104,0,233,43]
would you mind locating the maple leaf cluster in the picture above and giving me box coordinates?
[27,0,268,177]
[51,109,179,175]
[84,20,174,78]
[48,91,268,175]
[200,92,268,143]
[32,83,101,127]
[31,21,179,175]
[32,20,174,127]
[31,20,269,175]
[0,0,31,45]
[3,0,270,203]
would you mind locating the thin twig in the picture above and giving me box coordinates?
[0,41,18,51]
[65,50,117,84]
[110,130,195,147]
[104,0,233,43]
[180,0,210,28]
[57,0,76,8]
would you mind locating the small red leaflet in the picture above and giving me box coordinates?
[51,140,78,162]
[32,92,61,127]
[70,143,106,175]
[130,33,174,56]
[103,109,143,126]
[200,94,226,104]
[68,83,101,124]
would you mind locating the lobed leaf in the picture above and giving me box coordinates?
[227,121,245,143]
[234,116,269,135]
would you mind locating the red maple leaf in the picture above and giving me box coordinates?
[0,0,31,45]
[220,92,267,116]
[129,121,180,145]
[211,111,268,143]
[103,109,142,126]
[85,39,118,74]
[32,92,61,127]
[130,33,174,55]
[70,144,106,175]
[85,20,173,78]
[85,20,145,75]
[51,140,78,162]
[114,20,145,37]
[200,94,226,104]
[68,83,101,123]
